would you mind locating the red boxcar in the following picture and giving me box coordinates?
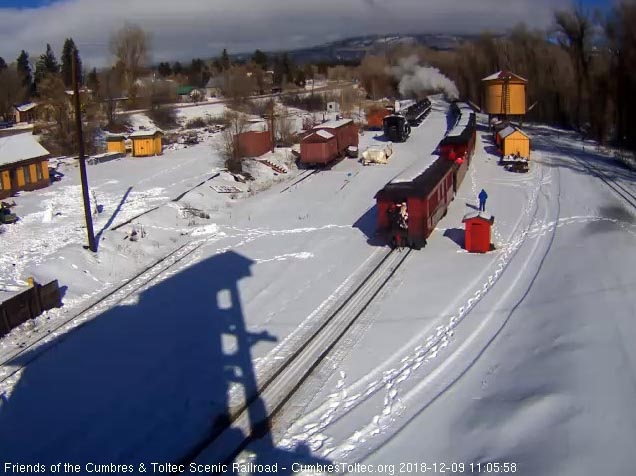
[314,119,359,157]
[375,157,455,249]
[300,130,339,165]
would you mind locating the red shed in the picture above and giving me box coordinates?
[300,130,339,165]
[462,212,494,253]
[236,130,273,158]
[314,118,359,156]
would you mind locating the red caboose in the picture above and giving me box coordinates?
[375,157,455,249]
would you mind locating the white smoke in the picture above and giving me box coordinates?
[389,55,459,101]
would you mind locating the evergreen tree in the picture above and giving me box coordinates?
[61,38,81,88]
[252,49,268,69]
[87,67,99,92]
[0,57,7,71]
[157,62,172,77]
[35,43,60,88]
[220,48,230,71]
[172,61,183,75]
[16,50,32,94]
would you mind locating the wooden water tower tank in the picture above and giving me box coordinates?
[482,71,527,117]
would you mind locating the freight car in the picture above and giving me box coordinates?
[301,118,359,166]
[438,102,477,162]
[383,114,411,142]
[375,157,456,249]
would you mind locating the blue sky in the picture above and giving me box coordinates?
[0,0,610,66]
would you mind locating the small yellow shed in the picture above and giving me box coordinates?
[498,126,530,159]
[106,135,126,154]
[129,130,163,157]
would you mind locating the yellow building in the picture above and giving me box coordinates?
[106,135,127,154]
[0,133,51,199]
[482,71,527,117]
[498,126,530,158]
[129,130,163,157]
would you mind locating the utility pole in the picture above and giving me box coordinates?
[72,50,96,252]
[269,101,275,153]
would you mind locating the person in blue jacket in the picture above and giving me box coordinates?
[478,189,488,212]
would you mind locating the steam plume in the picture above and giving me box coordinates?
[389,55,459,100]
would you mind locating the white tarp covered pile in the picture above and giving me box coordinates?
[361,143,393,165]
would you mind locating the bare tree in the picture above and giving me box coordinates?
[274,107,296,147]
[219,110,249,173]
[0,65,26,121]
[222,66,257,107]
[110,23,150,106]
[357,55,393,99]
[37,73,100,155]
[555,6,593,129]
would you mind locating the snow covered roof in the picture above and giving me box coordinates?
[498,126,524,139]
[482,71,527,83]
[15,102,37,112]
[390,157,435,184]
[129,129,163,138]
[315,130,334,139]
[462,212,495,223]
[314,118,353,129]
[0,133,50,167]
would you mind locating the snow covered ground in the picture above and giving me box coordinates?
[1,100,635,474]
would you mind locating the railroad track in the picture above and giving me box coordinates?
[546,138,636,210]
[573,155,636,209]
[0,239,205,387]
[180,247,411,471]
[279,169,319,193]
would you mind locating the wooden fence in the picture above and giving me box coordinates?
[0,280,62,337]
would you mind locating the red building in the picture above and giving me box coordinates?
[236,130,273,158]
[462,212,495,253]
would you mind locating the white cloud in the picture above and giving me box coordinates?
[0,0,568,66]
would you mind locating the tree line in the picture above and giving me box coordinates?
[356,3,636,152]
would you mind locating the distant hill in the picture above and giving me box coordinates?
[233,33,479,65]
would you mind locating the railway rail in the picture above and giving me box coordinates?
[547,138,636,210]
[0,239,206,387]
[180,248,411,471]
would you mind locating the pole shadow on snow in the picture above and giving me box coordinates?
[94,186,133,249]
[0,250,331,474]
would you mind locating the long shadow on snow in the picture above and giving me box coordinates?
[95,186,133,250]
[532,137,636,187]
[0,250,331,473]
[353,204,388,247]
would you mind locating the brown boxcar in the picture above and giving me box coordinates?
[314,119,359,157]
[375,157,455,249]
[300,130,339,165]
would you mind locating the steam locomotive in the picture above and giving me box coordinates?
[382,98,432,142]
